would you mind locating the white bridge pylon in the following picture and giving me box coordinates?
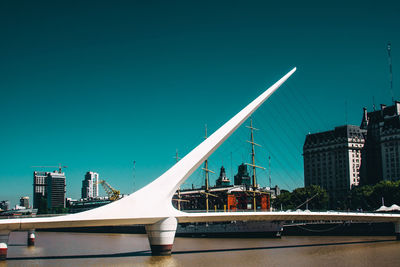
[1,67,400,258]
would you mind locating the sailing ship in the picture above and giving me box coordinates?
[174,120,283,237]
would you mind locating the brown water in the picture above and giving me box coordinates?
[2,232,400,267]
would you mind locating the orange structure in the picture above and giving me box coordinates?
[227,194,237,211]
[260,194,270,211]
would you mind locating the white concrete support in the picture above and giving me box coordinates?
[0,230,10,261]
[145,217,177,256]
[395,221,400,240]
[28,229,35,246]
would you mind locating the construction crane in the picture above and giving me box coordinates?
[32,163,67,173]
[98,180,121,201]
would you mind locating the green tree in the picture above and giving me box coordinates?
[51,207,69,214]
[272,185,328,211]
[348,180,400,211]
[273,190,292,210]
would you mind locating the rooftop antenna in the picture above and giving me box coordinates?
[345,100,348,125]
[373,96,376,111]
[388,42,394,103]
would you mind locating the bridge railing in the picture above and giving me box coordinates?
[179,209,390,214]
[0,214,64,220]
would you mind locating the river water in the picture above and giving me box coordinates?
[2,231,400,267]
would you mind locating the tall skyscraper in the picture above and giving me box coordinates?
[47,171,66,209]
[33,171,66,211]
[303,125,366,206]
[33,171,47,210]
[81,172,99,199]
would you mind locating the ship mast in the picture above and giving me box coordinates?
[245,118,265,211]
[202,124,215,212]
[175,149,182,210]
[268,155,271,188]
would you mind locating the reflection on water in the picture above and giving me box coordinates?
[145,256,178,267]
[3,231,400,266]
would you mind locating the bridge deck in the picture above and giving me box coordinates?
[1,211,399,231]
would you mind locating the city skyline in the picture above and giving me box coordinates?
[1,1,400,205]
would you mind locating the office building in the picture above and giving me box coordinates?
[234,163,252,187]
[0,200,10,211]
[19,196,30,209]
[303,125,366,205]
[33,171,47,210]
[361,102,400,183]
[33,170,66,211]
[47,171,66,209]
[216,166,231,187]
[82,171,99,199]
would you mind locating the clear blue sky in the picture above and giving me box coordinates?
[1,1,399,206]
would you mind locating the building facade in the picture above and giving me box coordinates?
[0,200,10,211]
[33,171,47,210]
[216,166,231,187]
[234,164,252,187]
[33,171,66,211]
[47,171,66,209]
[361,102,400,183]
[303,125,366,206]
[19,196,30,209]
[81,171,99,199]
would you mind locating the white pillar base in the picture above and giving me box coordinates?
[28,229,35,246]
[145,217,177,256]
[0,231,10,261]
